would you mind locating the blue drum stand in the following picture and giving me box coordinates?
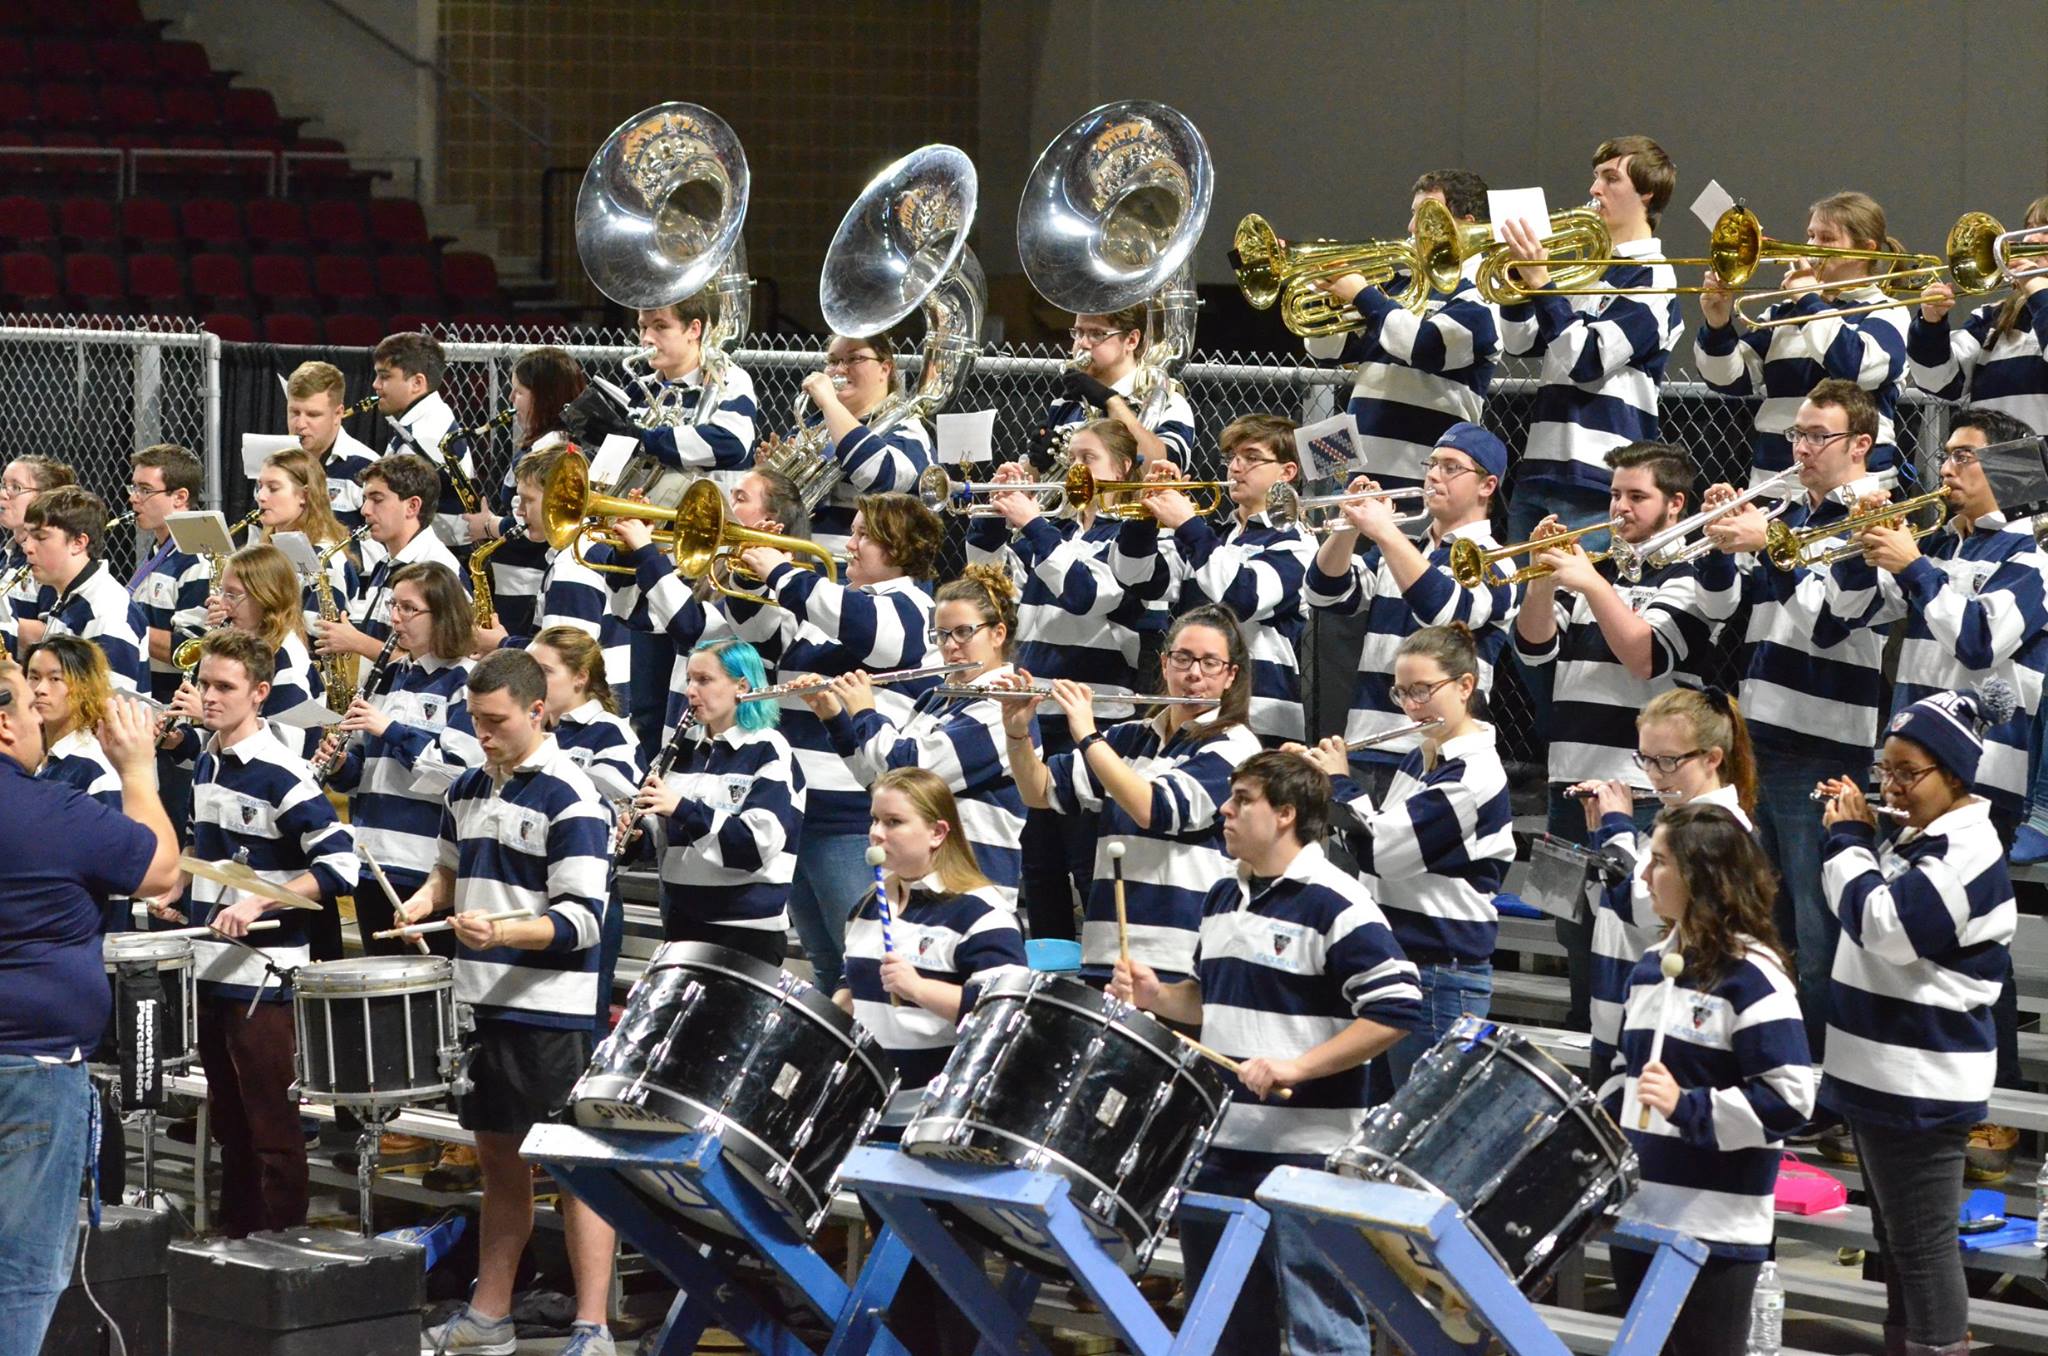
[1255,1167,1706,1356]
[834,1144,1270,1356]
[522,1123,915,1356]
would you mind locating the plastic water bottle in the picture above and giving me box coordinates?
[2036,1160,2048,1248]
[1747,1260,1783,1356]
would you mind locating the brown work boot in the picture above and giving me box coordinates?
[422,1142,481,1192]
[332,1131,436,1175]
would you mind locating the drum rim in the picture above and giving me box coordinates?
[102,932,193,963]
[900,1114,1150,1260]
[299,1080,450,1108]
[974,972,1229,1098]
[1484,1026,1634,1166]
[570,1081,826,1224]
[641,941,899,1088]
[294,955,454,996]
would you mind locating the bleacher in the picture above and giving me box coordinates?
[0,0,531,339]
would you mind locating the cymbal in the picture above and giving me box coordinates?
[179,855,323,912]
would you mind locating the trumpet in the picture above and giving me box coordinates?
[1809,789,1911,822]
[1448,519,1618,589]
[1064,464,1230,522]
[917,463,1092,518]
[1607,465,1804,582]
[735,662,980,705]
[1765,487,1955,572]
[941,685,1219,710]
[1265,482,1427,534]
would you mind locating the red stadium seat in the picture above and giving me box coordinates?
[0,40,31,80]
[93,40,155,83]
[310,199,368,247]
[161,88,220,131]
[440,251,498,302]
[201,312,256,342]
[103,87,162,131]
[314,254,377,306]
[0,197,56,246]
[262,313,321,346]
[64,251,124,306]
[36,83,97,130]
[245,199,306,248]
[368,198,431,248]
[31,39,95,80]
[188,252,248,306]
[120,197,178,246]
[386,312,437,336]
[126,253,185,307]
[222,89,281,133]
[324,313,385,347]
[0,87,34,129]
[58,197,118,245]
[250,253,314,304]
[152,42,214,86]
[375,253,437,301]
[180,199,243,245]
[1,252,62,308]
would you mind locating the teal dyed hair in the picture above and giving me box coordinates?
[694,637,777,730]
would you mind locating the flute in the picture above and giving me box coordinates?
[1809,789,1911,821]
[735,661,980,704]
[940,686,1220,709]
[1344,718,1442,752]
[1566,786,1677,802]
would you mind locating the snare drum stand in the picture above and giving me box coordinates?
[523,1122,916,1356]
[834,1145,1270,1356]
[1255,1167,1706,1356]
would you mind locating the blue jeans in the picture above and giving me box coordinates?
[1179,1152,1371,1356]
[0,1057,91,1352]
[627,629,674,767]
[786,829,874,995]
[1752,740,1848,1055]
[1378,961,1493,1095]
[1547,787,1659,1032]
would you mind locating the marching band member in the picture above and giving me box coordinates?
[1579,687,1759,1091]
[173,628,358,1238]
[728,493,940,993]
[284,360,377,532]
[1045,304,1195,467]
[793,328,933,558]
[1305,169,1499,491]
[837,767,1024,1106]
[464,345,586,547]
[1608,803,1812,1356]
[1496,137,1684,543]
[179,546,328,748]
[318,562,483,953]
[1515,442,1731,1026]
[533,626,643,1038]
[801,564,1026,907]
[25,637,123,924]
[475,446,632,714]
[1143,414,1314,745]
[1005,604,1262,987]
[1303,422,1519,804]
[968,419,1160,940]
[1303,623,1512,1089]
[123,443,208,705]
[1697,191,1911,489]
[254,444,360,621]
[631,638,803,962]
[570,293,761,492]
[401,649,617,1356]
[1909,195,2048,438]
[0,455,75,655]
[317,453,461,665]
[371,331,482,550]
[26,486,149,695]
[1816,686,2014,1356]
[1696,378,1888,1044]
[1111,751,1421,1356]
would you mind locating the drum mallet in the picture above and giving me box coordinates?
[865,845,900,1006]
[150,919,280,941]
[1172,1030,1293,1101]
[1638,951,1686,1130]
[1109,839,1130,969]
[373,909,530,940]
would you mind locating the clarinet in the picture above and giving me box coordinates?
[314,631,401,783]
[611,708,699,858]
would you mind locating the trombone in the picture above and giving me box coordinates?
[1447,519,1617,589]
[1265,482,1427,534]
[1764,487,1954,572]
[1606,465,1804,582]
[1744,210,2048,329]
[917,463,1091,518]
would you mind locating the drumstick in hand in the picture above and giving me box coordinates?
[151,920,281,941]
[1109,839,1129,968]
[1639,951,1685,1130]
[1171,1029,1293,1101]
[372,909,530,940]
[866,845,899,1007]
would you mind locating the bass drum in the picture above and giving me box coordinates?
[900,969,1231,1275]
[1328,1017,1636,1290]
[571,941,896,1243]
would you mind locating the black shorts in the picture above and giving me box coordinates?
[457,1023,590,1138]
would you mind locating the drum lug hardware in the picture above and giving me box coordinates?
[1503,1221,1533,1239]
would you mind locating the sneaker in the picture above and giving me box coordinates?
[420,1303,515,1355]
[561,1321,616,1356]
[423,1143,482,1193]
[1818,1124,1859,1165]
[1966,1122,2019,1182]
[2014,821,2048,866]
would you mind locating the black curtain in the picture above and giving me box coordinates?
[215,342,381,519]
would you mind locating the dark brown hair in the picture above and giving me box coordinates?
[1231,749,1332,845]
[934,563,1019,657]
[359,452,441,525]
[1411,169,1490,222]
[469,646,545,707]
[1606,440,1694,506]
[131,443,202,500]
[371,331,446,389]
[1650,802,1787,989]
[1220,413,1301,477]
[1165,604,1252,739]
[1593,135,1676,226]
[512,347,587,450]
[389,562,476,662]
[640,289,716,333]
[1804,377,1879,442]
[25,486,108,555]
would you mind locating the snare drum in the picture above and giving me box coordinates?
[901,969,1232,1275]
[98,932,197,1071]
[292,957,456,1109]
[571,941,897,1242]
[1328,1017,1636,1290]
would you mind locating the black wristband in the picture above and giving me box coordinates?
[1078,731,1107,754]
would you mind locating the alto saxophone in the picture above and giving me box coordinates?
[205,508,264,593]
[437,409,515,515]
[468,536,504,629]
[315,525,370,712]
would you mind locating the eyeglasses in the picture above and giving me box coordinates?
[1786,428,1854,450]
[931,622,992,646]
[389,600,429,619]
[1068,327,1122,345]
[1937,448,1980,469]
[1632,748,1707,775]
[1421,456,1479,480]
[0,483,36,499]
[126,484,169,499]
[823,353,879,372]
[1389,676,1458,706]
[1163,649,1233,675]
[1226,451,1281,469]
[217,589,247,607]
[1868,761,1940,790]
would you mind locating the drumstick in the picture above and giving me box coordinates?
[1170,1030,1294,1101]
[866,845,899,1007]
[1639,951,1686,1130]
[1109,839,1129,968]
[359,846,428,955]
[372,909,530,940]
[150,920,281,940]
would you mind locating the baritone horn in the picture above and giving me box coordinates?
[668,477,837,602]
[1233,199,1490,336]
[1471,202,1617,305]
